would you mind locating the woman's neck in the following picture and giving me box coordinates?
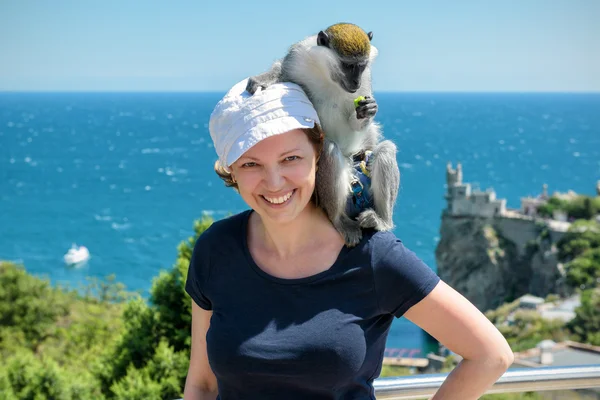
[251,204,337,260]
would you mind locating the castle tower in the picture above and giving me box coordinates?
[542,183,548,199]
[597,180,600,196]
[446,161,460,188]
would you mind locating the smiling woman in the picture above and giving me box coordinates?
[183,78,514,400]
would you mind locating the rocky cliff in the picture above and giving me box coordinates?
[435,213,571,312]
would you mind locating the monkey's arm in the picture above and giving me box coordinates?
[357,140,399,231]
[246,60,283,94]
[316,138,363,246]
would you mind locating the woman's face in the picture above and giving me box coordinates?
[230,129,318,225]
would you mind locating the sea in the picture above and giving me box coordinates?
[1,91,599,356]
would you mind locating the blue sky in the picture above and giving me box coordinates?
[1,0,599,92]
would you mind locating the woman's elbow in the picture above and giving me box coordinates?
[497,346,515,370]
[483,340,514,371]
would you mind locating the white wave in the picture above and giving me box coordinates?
[111,222,131,231]
[141,148,160,154]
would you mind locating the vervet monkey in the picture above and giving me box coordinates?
[247,23,400,246]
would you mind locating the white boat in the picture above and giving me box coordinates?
[64,244,90,266]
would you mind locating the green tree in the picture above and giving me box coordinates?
[150,216,214,352]
[557,220,600,262]
[568,288,600,345]
[565,248,600,290]
[100,215,215,398]
[0,262,70,349]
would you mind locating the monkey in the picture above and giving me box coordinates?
[246,23,400,247]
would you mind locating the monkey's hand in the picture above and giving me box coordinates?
[355,96,378,120]
[246,76,269,95]
[246,61,283,95]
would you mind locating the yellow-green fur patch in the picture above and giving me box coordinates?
[325,23,370,58]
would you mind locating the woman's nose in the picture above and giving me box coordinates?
[263,166,285,189]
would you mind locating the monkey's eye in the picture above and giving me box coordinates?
[341,62,352,70]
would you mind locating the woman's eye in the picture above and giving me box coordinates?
[284,156,299,162]
[242,162,257,168]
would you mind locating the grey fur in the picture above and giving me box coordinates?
[246,26,400,246]
[357,140,399,231]
[315,138,363,245]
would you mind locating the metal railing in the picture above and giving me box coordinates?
[176,364,600,399]
[375,364,600,399]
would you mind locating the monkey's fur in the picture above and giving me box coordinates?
[246,23,400,246]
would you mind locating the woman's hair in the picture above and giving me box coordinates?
[214,124,325,191]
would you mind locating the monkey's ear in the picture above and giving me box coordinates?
[317,30,330,48]
[367,31,373,41]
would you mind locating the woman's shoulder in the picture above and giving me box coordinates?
[360,228,432,272]
[360,228,404,254]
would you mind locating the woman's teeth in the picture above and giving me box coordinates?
[264,190,293,204]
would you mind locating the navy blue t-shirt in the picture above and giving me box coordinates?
[185,210,440,399]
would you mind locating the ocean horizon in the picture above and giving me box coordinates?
[2,91,599,355]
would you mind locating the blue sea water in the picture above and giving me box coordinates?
[1,92,599,355]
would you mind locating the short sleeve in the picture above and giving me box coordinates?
[185,231,213,310]
[372,232,440,318]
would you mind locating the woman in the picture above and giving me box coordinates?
[183,79,514,399]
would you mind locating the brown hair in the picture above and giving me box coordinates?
[214,124,325,191]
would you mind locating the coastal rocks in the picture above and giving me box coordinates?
[435,214,568,312]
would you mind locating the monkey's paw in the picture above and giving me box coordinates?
[246,77,267,95]
[335,218,363,247]
[357,209,393,231]
[355,96,378,120]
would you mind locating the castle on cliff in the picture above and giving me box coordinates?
[444,161,593,229]
[444,162,507,217]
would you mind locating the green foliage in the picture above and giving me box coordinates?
[568,288,600,346]
[3,349,104,400]
[538,195,600,220]
[557,220,600,262]
[82,274,135,303]
[0,214,215,400]
[110,367,162,400]
[0,262,70,349]
[565,248,600,290]
[497,310,570,352]
[378,364,412,378]
[110,339,189,400]
[149,216,214,353]
[486,298,570,352]
[101,215,214,396]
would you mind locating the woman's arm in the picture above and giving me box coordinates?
[183,301,219,400]
[404,280,514,399]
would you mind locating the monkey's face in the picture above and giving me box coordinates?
[230,129,318,225]
[336,59,368,93]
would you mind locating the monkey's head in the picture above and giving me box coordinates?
[317,23,374,93]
